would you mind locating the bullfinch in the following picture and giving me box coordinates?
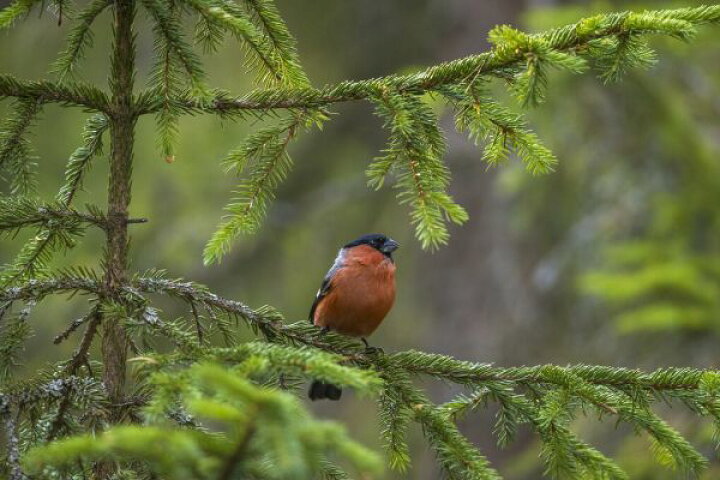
[308,233,399,401]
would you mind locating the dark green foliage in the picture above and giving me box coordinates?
[2,2,720,479]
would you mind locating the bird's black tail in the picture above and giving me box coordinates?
[308,380,342,401]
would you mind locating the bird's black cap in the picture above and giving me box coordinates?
[343,233,400,258]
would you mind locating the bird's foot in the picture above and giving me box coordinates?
[361,338,384,355]
[317,326,330,336]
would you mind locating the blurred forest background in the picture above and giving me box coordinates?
[2,0,719,478]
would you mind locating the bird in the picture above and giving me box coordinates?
[308,233,399,401]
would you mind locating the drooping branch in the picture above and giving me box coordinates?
[56,114,109,205]
[52,0,112,79]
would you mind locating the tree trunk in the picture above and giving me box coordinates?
[94,2,135,478]
[103,0,135,425]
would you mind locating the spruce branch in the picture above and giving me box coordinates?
[1,376,105,413]
[0,98,42,195]
[0,198,107,234]
[1,399,27,480]
[180,0,285,85]
[6,273,720,478]
[0,98,40,176]
[144,0,190,162]
[1,114,108,288]
[46,307,102,442]
[124,277,720,476]
[447,83,557,174]
[56,114,109,205]
[203,115,301,264]
[0,74,110,111]
[52,0,111,79]
[370,92,468,249]
[0,0,44,30]
[0,219,88,286]
[53,312,94,345]
[386,371,502,480]
[0,277,99,303]
[24,364,383,479]
[0,300,35,381]
[241,0,310,87]
[141,0,206,90]
[193,8,225,53]
[151,5,720,116]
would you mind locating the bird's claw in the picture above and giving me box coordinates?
[361,338,383,355]
[363,346,384,355]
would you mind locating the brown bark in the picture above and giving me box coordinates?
[103,0,136,425]
[93,2,136,478]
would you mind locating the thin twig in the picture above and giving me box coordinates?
[47,309,102,441]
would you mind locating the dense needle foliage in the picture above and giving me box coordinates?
[2,1,720,478]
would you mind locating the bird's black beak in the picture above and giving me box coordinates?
[380,238,400,253]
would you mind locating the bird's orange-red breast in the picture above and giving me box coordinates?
[312,243,396,337]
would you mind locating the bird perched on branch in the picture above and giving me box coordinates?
[308,233,399,401]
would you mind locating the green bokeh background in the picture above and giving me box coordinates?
[2,0,720,478]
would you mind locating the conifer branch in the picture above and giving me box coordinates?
[144,0,187,162]
[0,98,41,180]
[0,277,99,303]
[0,300,35,381]
[52,0,111,79]
[386,371,502,480]
[0,74,110,111]
[203,116,300,264]
[0,199,107,234]
[0,220,89,287]
[53,312,94,345]
[46,308,102,442]
[370,93,467,249]
[2,2,720,479]
[1,114,107,288]
[1,399,26,480]
[125,277,720,395]
[0,0,44,30]
[141,0,206,89]
[180,0,284,84]
[56,114,109,205]
[0,98,41,195]
[148,5,720,116]
[241,0,310,87]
